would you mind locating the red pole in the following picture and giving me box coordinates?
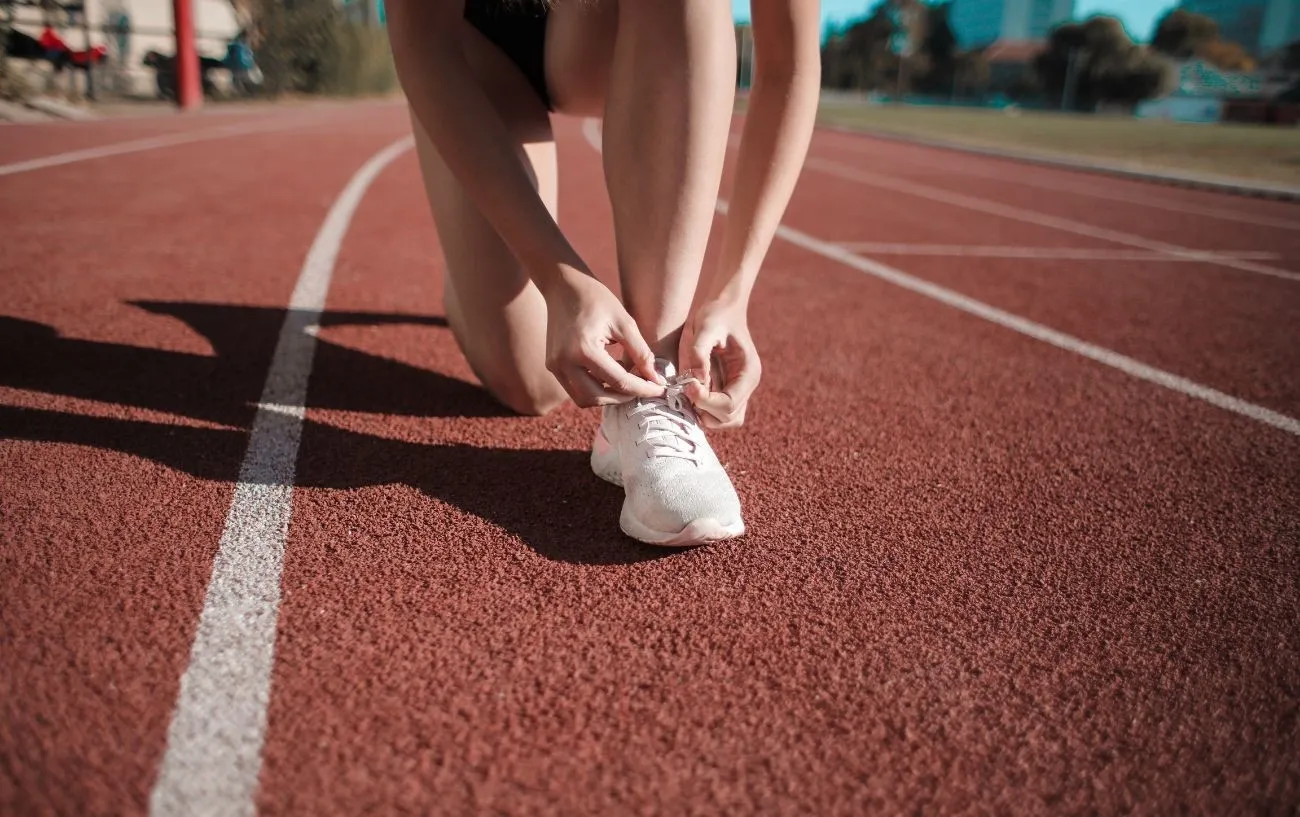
[173,0,202,110]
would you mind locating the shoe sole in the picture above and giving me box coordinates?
[620,511,745,548]
[590,425,623,486]
[592,425,745,547]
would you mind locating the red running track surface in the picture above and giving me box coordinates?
[1,103,1297,815]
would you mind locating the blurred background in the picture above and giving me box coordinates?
[0,0,395,104]
[1,0,1296,178]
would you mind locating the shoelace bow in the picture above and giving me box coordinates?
[629,373,702,464]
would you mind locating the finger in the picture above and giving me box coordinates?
[686,381,736,417]
[616,319,665,385]
[680,331,715,390]
[683,381,712,407]
[580,344,664,399]
[695,397,747,428]
[721,360,761,406]
[700,406,747,430]
[685,377,754,429]
[553,368,600,408]
[566,366,635,408]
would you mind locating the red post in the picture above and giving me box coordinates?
[173,0,202,110]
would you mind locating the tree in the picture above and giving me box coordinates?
[1284,40,1300,72]
[1090,46,1175,106]
[914,1,958,94]
[1198,39,1256,71]
[1151,9,1220,59]
[1035,16,1173,110]
[821,0,972,96]
[1151,9,1256,71]
[224,0,396,96]
[820,3,897,91]
[952,48,990,97]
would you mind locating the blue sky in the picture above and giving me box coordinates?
[731,0,1175,43]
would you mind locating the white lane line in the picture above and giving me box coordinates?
[803,156,1300,284]
[766,207,1300,437]
[821,136,1300,233]
[832,243,1282,261]
[596,117,1300,436]
[148,135,414,817]
[0,112,338,177]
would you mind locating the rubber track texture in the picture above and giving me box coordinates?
[1,109,1297,816]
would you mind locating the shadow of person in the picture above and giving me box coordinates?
[1,301,677,563]
[0,303,511,427]
[0,405,670,565]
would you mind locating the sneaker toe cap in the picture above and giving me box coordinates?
[626,469,742,533]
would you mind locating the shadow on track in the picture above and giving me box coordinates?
[0,302,509,425]
[0,302,671,565]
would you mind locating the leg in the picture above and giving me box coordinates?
[548,2,746,548]
[408,23,567,416]
[550,0,736,359]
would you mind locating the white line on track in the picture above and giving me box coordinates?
[148,135,414,817]
[785,206,1300,437]
[763,212,1300,437]
[831,243,1282,261]
[803,156,1300,284]
[0,112,340,177]
[822,136,1300,233]
[586,120,1299,437]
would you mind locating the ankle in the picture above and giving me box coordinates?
[635,326,681,364]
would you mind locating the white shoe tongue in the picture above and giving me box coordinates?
[654,357,678,380]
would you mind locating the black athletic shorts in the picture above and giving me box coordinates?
[463,0,553,111]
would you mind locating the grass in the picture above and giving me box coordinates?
[806,99,1300,186]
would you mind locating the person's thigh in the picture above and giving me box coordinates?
[408,21,566,416]
[545,0,618,117]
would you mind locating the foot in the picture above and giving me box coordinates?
[591,358,745,547]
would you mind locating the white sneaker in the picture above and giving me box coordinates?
[590,358,745,547]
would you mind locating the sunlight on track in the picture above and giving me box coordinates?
[803,157,1300,284]
[830,244,1282,262]
[0,113,339,177]
[822,137,1300,233]
[768,217,1300,438]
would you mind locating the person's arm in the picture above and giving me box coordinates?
[697,0,822,306]
[680,0,821,428]
[385,0,663,403]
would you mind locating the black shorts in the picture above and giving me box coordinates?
[464,0,553,111]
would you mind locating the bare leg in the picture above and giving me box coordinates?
[592,1,736,359]
[548,1,746,547]
[409,23,566,416]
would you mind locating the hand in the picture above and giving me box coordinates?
[679,298,760,429]
[543,269,666,407]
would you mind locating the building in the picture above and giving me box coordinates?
[982,38,1047,92]
[949,0,1076,48]
[1258,0,1300,54]
[1136,57,1266,121]
[1176,0,1300,55]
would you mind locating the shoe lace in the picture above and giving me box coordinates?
[628,373,701,464]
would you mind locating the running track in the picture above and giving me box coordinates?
[2,102,1298,816]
